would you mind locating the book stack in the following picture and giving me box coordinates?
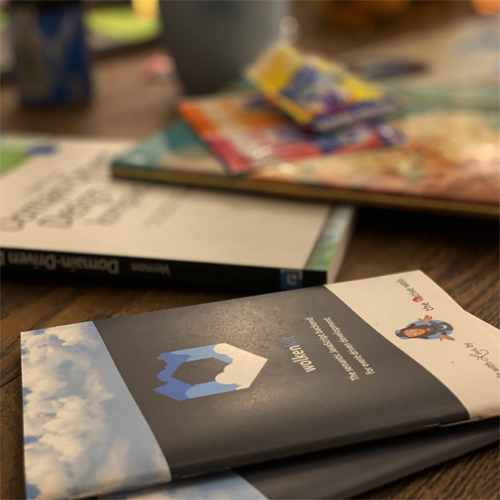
[21,271,499,499]
[111,44,499,218]
[112,102,500,218]
[6,22,499,500]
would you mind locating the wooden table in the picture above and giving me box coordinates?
[1,45,499,500]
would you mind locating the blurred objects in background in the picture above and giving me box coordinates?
[0,1,162,80]
[308,0,500,37]
[159,0,291,95]
[335,10,500,109]
[471,0,500,15]
[86,0,160,51]
[10,0,92,105]
[131,0,158,18]
[313,0,412,37]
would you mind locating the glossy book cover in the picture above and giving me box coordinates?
[21,271,500,498]
[112,105,500,217]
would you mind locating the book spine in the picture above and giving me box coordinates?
[0,248,326,292]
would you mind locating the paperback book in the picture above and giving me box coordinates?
[0,135,354,292]
[21,271,500,498]
[112,105,500,217]
[102,416,499,500]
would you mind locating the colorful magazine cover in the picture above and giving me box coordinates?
[113,104,500,217]
[178,90,403,175]
[247,42,399,133]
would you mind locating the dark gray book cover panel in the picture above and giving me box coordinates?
[94,286,468,479]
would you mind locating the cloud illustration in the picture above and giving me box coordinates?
[21,322,171,499]
[24,439,71,499]
[94,439,132,487]
[213,344,267,389]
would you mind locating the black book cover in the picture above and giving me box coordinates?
[104,417,499,500]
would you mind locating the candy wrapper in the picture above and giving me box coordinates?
[247,43,399,133]
[179,90,404,175]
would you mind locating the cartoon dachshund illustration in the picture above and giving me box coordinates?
[395,315,454,341]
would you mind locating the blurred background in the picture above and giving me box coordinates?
[1,0,499,116]
[1,0,499,214]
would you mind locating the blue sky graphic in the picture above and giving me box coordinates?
[21,322,171,499]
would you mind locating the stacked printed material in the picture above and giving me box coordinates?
[21,271,499,499]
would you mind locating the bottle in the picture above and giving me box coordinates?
[10,0,91,105]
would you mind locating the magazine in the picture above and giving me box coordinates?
[112,105,500,217]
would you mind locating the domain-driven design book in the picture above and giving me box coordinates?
[0,135,353,291]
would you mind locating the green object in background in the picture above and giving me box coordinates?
[84,5,160,44]
[0,9,9,31]
[0,147,27,174]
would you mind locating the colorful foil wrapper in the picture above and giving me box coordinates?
[178,90,404,175]
[247,43,399,133]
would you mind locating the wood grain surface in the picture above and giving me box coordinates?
[1,40,499,500]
